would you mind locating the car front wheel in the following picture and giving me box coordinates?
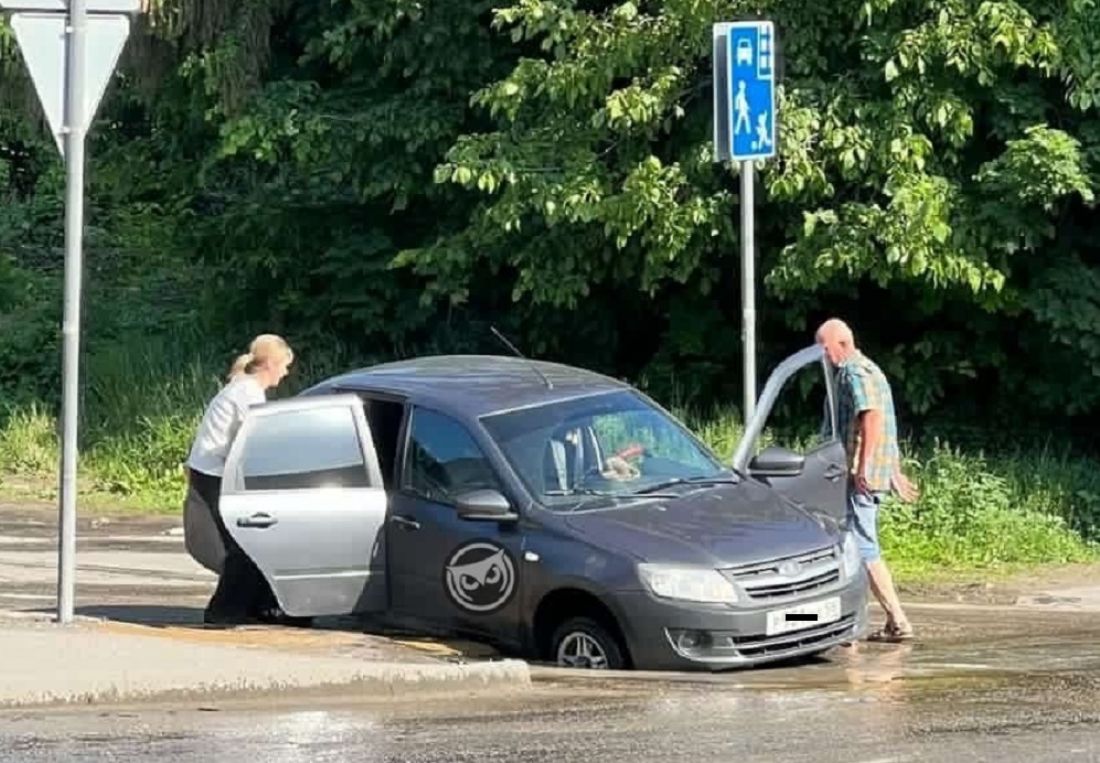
[551,617,625,670]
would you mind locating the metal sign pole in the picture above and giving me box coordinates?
[713,19,776,449]
[740,160,756,428]
[3,0,135,624]
[57,0,88,624]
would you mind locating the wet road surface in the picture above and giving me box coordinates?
[4,506,1100,760]
[3,605,1100,761]
[2,670,1098,762]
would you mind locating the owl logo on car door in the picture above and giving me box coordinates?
[444,541,517,613]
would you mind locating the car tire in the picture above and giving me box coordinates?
[550,617,625,670]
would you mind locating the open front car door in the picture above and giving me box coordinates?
[731,345,849,526]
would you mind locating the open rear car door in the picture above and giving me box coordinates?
[217,394,389,617]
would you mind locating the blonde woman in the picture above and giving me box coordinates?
[187,334,293,625]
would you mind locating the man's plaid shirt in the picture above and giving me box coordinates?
[835,351,901,493]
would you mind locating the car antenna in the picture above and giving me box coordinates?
[491,326,553,389]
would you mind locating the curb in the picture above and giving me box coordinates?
[0,610,532,708]
[0,659,533,709]
[0,609,103,625]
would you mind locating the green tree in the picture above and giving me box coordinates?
[140,0,522,356]
[2,0,1099,433]
[408,0,1100,418]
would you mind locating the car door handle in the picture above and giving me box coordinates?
[823,464,845,481]
[236,513,278,529]
[390,515,421,531]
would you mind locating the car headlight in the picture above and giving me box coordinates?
[841,531,862,579]
[637,564,738,604]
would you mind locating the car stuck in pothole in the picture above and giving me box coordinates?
[185,345,867,670]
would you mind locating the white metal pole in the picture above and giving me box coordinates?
[740,160,756,429]
[57,0,87,624]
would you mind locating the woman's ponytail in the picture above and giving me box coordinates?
[226,352,255,381]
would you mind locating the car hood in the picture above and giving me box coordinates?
[562,480,837,568]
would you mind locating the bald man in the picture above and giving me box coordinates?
[816,318,918,642]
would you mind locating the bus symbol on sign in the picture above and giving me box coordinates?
[735,38,753,66]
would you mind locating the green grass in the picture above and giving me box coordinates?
[1,344,1098,577]
[0,330,357,512]
[679,407,1100,574]
[0,388,203,513]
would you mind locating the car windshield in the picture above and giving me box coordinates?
[480,390,732,511]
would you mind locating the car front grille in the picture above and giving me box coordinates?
[740,568,841,599]
[665,614,859,664]
[732,614,857,659]
[722,546,841,601]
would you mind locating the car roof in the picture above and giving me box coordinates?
[304,355,632,418]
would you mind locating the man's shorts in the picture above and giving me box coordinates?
[849,491,884,563]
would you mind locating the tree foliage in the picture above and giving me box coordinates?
[1,0,1099,430]
[416,0,1100,417]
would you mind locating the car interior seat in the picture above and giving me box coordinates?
[544,427,583,493]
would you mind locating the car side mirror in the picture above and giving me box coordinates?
[748,446,805,478]
[455,489,519,522]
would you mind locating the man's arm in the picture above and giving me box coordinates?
[891,469,920,503]
[854,377,919,502]
[847,367,882,493]
[855,408,883,493]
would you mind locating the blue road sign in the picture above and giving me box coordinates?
[725,21,776,161]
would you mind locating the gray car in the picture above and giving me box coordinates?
[185,345,868,671]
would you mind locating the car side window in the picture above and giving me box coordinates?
[757,362,836,455]
[240,406,370,491]
[403,408,502,504]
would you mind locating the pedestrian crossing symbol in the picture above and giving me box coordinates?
[719,20,777,161]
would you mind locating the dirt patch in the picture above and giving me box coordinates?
[0,480,179,516]
[0,502,180,536]
[898,562,1100,605]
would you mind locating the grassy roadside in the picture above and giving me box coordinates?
[1,362,1098,579]
[0,334,352,513]
[682,410,1100,578]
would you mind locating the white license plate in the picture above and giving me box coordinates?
[765,597,842,636]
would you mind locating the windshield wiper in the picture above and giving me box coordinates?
[547,487,679,499]
[632,475,740,495]
[546,488,681,514]
[687,474,740,484]
[545,488,618,498]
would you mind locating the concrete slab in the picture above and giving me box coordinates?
[0,618,530,707]
[1015,585,1100,612]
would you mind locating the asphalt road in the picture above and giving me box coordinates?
[0,507,212,618]
[3,612,1100,763]
[4,506,1100,761]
